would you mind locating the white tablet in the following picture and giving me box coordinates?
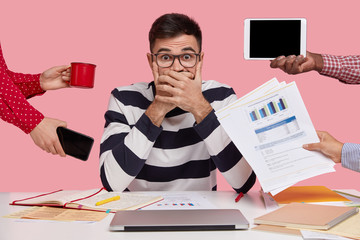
[244,18,307,60]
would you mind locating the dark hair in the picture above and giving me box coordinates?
[149,13,202,52]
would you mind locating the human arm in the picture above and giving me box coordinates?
[0,68,45,134]
[29,117,67,156]
[320,54,360,84]
[269,51,324,74]
[144,61,176,126]
[302,131,343,163]
[303,131,360,172]
[340,143,360,172]
[270,51,360,84]
[191,82,256,193]
[7,65,71,97]
[0,73,67,156]
[99,89,163,191]
[194,108,256,193]
[0,44,70,98]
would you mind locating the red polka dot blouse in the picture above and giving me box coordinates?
[0,43,45,134]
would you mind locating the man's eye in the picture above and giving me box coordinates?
[182,54,193,61]
[160,55,171,61]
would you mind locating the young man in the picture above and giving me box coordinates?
[270,52,360,172]
[100,13,256,192]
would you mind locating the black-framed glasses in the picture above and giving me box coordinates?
[152,53,200,68]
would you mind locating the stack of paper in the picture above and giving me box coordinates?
[215,78,335,195]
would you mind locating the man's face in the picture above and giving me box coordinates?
[147,34,203,78]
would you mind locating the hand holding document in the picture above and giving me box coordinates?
[215,78,335,195]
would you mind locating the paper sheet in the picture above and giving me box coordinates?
[301,230,353,240]
[3,206,108,222]
[260,190,279,210]
[216,79,335,195]
[141,192,216,210]
[311,212,360,239]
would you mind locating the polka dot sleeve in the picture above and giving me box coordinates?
[7,71,45,98]
[0,43,44,134]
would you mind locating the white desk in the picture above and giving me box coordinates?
[0,191,302,240]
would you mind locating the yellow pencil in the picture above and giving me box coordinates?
[95,196,120,206]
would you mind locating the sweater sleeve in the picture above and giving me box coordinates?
[194,88,256,193]
[99,90,162,191]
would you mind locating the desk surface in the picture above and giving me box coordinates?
[0,191,302,240]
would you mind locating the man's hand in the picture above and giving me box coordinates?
[303,130,344,163]
[155,60,212,123]
[145,61,176,126]
[270,51,324,75]
[29,117,67,157]
[40,65,71,91]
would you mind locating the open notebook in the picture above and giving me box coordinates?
[11,188,163,213]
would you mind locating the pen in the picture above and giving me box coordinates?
[235,192,244,203]
[95,196,120,206]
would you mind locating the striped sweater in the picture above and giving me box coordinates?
[100,80,256,193]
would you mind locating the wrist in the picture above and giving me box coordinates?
[39,73,47,91]
[312,53,324,73]
[192,100,213,124]
[145,102,167,127]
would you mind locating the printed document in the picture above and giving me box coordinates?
[216,78,335,195]
[141,192,216,210]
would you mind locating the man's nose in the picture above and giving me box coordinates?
[171,56,184,71]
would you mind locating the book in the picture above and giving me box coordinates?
[10,188,163,213]
[253,212,360,239]
[252,224,302,235]
[270,186,351,204]
[334,189,360,199]
[254,202,358,230]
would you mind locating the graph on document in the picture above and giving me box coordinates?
[247,95,302,147]
[249,97,288,122]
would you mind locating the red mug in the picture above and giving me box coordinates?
[70,62,96,88]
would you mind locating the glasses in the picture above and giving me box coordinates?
[152,53,200,68]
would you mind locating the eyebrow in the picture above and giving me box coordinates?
[156,47,197,53]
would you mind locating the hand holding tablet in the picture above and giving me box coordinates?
[244,18,307,60]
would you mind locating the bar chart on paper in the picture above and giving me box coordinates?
[142,192,216,210]
[249,97,288,122]
[246,95,301,146]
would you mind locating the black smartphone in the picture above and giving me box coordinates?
[56,127,94,161]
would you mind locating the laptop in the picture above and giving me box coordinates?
[109,209,249,231]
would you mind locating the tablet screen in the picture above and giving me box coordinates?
[244,19,306,60]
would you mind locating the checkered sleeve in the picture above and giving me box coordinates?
[320,54,360,84]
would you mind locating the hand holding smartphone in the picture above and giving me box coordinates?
[56,127,94,161]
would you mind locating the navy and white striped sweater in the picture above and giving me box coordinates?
[100,80,256,193]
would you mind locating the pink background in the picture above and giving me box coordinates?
[1,0,359,192]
